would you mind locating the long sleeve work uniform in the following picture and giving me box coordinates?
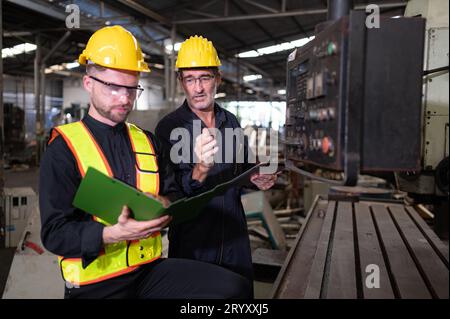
[39,114,182,267]
[155,101,254,282]
[39,114,252,299]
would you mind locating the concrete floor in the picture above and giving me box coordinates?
[254,281,274,299]
[1,167,40,297]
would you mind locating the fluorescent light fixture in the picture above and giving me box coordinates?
[215,92,226,99]
[152,63,164,69]
[236,36,314,58]
[243,74,262,82]
[277,89,286,95]
[238,50,259,58]
[45,64,65,74]
[65,61,80,69]
[45,61,79,74]
[165,42,182,53]
[2,43,37,58]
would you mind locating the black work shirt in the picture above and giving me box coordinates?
[155,100,254,281]
[39,114,181,268]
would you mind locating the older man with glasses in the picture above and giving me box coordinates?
[156,36,278,294]
[39,26,251,299]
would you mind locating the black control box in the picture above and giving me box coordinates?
[285,11,425,184]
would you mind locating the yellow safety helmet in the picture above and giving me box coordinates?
[176,35,221,69]
[79,25,150,72]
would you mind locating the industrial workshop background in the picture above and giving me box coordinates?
[0,0,448,300]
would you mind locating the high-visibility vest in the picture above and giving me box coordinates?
[48,121,161,286]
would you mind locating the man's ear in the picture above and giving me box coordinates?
[82,74,93,93]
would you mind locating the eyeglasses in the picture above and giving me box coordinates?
[89,75,144,99]
[181,74,215,86]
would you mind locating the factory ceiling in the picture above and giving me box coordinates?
[2,0,407,101]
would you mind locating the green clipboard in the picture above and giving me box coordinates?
[73,162,269,226]
[73,168,169,225]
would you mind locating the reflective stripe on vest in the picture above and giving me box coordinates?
[51,121,161,286]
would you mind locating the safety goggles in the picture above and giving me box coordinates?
[89,75,144,99]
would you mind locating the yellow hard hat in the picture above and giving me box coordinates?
[176,35,221,69]
[79,25,150,72]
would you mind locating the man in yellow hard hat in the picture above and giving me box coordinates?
[156,36,278,290]
[40,26,250,298]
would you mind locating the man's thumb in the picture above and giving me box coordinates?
[118,206,130,224]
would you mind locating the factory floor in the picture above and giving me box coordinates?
[0,166,275,299]
[1,167,40,297]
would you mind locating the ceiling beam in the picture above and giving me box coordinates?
[230,0,285,70]
[199,0,220,11]
[184,9,219,19]
[243,0,278,14]
[275,0,310,38]
[116,0,171,26]
[6,0,66,20]
[173,2,407,24]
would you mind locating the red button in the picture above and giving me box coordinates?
[322,137,331,154]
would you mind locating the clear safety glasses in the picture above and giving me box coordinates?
[89,75,144,99]
[181,74,215,87]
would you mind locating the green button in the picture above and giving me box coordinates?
[327,42,336,55]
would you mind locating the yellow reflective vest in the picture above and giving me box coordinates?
[49,121,161,286]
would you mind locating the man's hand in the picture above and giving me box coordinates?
[192,128,219,182]
[250,173,279,191]
[102,206,172,244]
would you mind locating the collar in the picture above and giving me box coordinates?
[179,99,227,129]
[83,113,126,133]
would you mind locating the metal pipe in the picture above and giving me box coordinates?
[22,78,26,139]
[170,25,176,108]
[139,26,165,54]
[34,34,41,151]
[116,0,171,26]
[6,0,66,20]
[224,0,229,17]
[174,3,405,24]
[175,8,327,24]
[244,0,278,14]
[184,9,218,19]
[41,31,71,65]
[35,31,70,161]
[199,0,219,11]
[164,54,170,102]
[327,0,353,21]
[39,67,46,140]
[0,0,5,249]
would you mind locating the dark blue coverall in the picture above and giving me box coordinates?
[156,101,254,283]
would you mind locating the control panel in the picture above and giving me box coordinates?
[285,11,425,184]
[285,21,344,169]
